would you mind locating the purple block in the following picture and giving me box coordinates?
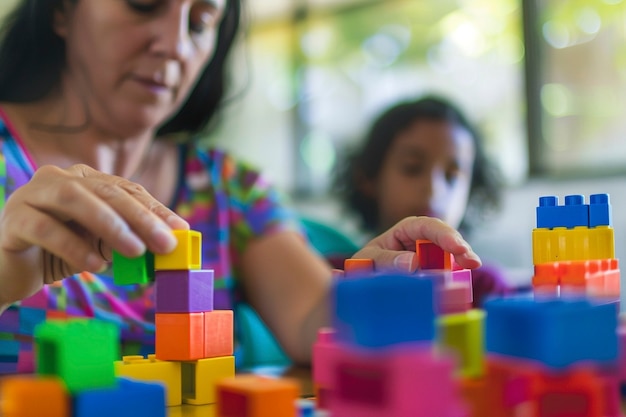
[155,269,214,313]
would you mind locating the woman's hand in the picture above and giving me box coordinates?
[0,164,189,306]
[352,216,482,272]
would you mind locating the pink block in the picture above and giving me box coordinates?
[313,328,336,386]
[439,282,472,314]
[451,269,473,301]
[327,343,467,417]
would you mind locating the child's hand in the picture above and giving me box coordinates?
[351,216,482,273]
[0,164,189,305]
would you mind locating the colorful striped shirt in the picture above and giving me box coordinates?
[0,111,301,373]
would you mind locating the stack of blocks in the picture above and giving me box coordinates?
[482,297,621,417]
[113,230,236,407]
[532,194,620,299]
[0,319,167,417]
[313,243,473,416]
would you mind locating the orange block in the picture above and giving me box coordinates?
[458,377,489,417]
[155,312,204,361]
[533,263,560,286]
[343,259,374,277]
[204,310,234,358]
[216,375,300,417]
[0,376,69,417]
[534,368,605,417]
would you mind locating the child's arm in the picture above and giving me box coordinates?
[238,216,481,365]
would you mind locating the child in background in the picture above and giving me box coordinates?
[335,96,510,306]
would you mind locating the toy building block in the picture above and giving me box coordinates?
[312,328,335,388]
[589,193,612,228]
[0,376,69,417]
[204,310,234,358]
[343,259,374,278]
[437,309,485,378]
[182,355,235,405]
[114,354,182,406]
[536,195,589,229]
[325,343,464,417]
[35,319,119,393]
[533,367,606,417]
[155,230,202,270]
[155,269,214,313]
[73,377,166,417]
[458,376,489,417]
[438,281,472,314]
[216,375,300,417]
[112,250,155,285]
[155,312,204,361]
[532,227,615,265]
[484,297,618,369]
[333,274,435,349]
[415,240,452,270]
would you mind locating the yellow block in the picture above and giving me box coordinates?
[182,356,235,405]
[532,226,614,265]
[437,309,485,378]
[114,354,182,406]
[155,230,202,270]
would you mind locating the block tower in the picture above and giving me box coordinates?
[113,230,235,407]
[343,241,484,380]
[532,194,619,299]
[313,248,470,416]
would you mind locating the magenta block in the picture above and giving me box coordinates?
[326,343,467,417]
[155,269,214,313]
[313,328,336,386]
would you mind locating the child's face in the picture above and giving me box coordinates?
[369,119,475,232]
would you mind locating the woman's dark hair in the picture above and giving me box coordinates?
[0,0,241,137]
[334,95,502,235]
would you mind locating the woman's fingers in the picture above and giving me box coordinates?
[1,205,107,275]
[353,216,482,272]
[27,165,186,256]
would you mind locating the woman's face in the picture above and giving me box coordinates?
[369,119,475,232]
[55,0,226,136]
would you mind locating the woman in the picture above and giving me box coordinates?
[0,0,481,370]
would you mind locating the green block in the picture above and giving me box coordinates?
[35,319,119,393]
[112,250,155,285]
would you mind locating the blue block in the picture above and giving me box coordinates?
[536,196,560,229]
[74,378,166,417]
[536,195,589,229]
[334,274,435,349]
[485,297,617,369]
[19,307,46,335]
[561,194,589,228]
[589,193,612,227]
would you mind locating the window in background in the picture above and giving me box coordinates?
[535,0,626,176]
[208,0,526,194]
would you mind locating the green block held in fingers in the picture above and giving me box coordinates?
[112,250,155,285]
[35,319,119,393]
